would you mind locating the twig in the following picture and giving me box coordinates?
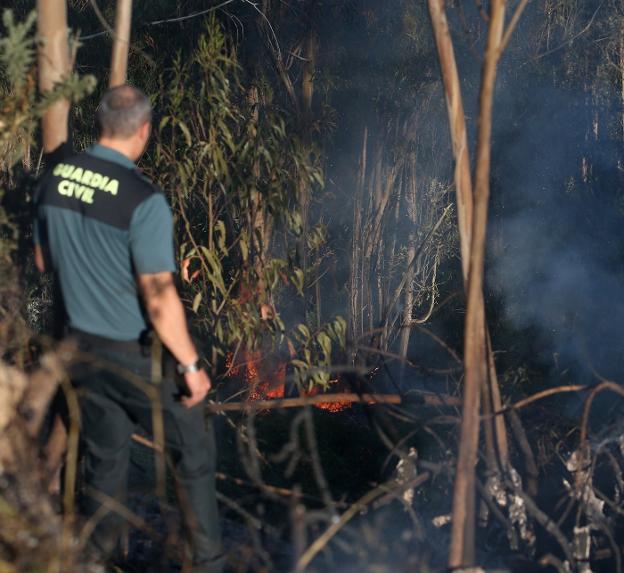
[302,406,338,517]
[475,478,514,534]
[291,486,306,570]
[514,487,575,566]
[150,1,237,24]
[60,375,80,568]
[216,491,262,531]
[412,324,462,364]
[490,385,588,417]
[374,472,431,510]
[597,520,622,573]
[382,204,453,324]
[83,486,160,539]
[531,1,605,62]
[356,344,462,375]
[499,0,531,54]
[579,380,624,445]
[507,409,539,497]
[296,474,430,571]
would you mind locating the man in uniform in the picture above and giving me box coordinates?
[34,85,223,572]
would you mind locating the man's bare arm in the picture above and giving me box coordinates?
[138,271,198,365]
[137,271,210,407]
[35,244,46,273]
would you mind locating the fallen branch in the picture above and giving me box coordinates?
[206,392,460,412]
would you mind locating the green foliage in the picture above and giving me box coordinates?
[0,10,96,171]
[291,316,346,388]
[0,9,37,90]
[0,9,95,344]
[150,18,344,386]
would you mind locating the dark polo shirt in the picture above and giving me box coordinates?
[34,144,175,341]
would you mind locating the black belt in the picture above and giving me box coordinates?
[68,327,148,355]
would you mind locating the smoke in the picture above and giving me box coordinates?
[488,74,624,388]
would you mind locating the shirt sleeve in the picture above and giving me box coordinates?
[129,193,177,274]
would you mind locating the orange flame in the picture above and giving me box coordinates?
[226,352,351,412]
[227,351,285,400]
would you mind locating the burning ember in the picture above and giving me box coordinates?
[302,382,351,412]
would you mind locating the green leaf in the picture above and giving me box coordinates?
[292,268,304,294]
[297,324,310,340]
[240,238,248,262]
[177,121,192,147]
[316,332,332,361]
[159,115,171,132]
[192,292,202,313]
[215,220,227,255]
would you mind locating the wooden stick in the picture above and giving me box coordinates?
[109,0,132,87]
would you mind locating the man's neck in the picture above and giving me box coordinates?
[97,137,136,162]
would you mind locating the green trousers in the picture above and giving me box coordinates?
[71,334,223,572]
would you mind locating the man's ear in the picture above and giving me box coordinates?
[139,121,151,141]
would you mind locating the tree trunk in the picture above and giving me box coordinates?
[37,0,70,153]
[449,1,506,567]
[110,0,133,87]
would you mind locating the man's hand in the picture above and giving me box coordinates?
[181,368,212,409]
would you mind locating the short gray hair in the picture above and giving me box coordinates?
[96,85,152,138]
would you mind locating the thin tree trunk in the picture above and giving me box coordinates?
[247,84,272,287]
[36,0,71,516]
[37,0,70,153]
[449,1,506,567]
[350,126,368,347]
[363,150,383,337]
[381,168,403,351]
[427,0,508,492]
[110,0,132,87]
[399,156,419,375]
[427,0,473,280]
[299,3,318,313]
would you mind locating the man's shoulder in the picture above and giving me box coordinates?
[128,168,164,196]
